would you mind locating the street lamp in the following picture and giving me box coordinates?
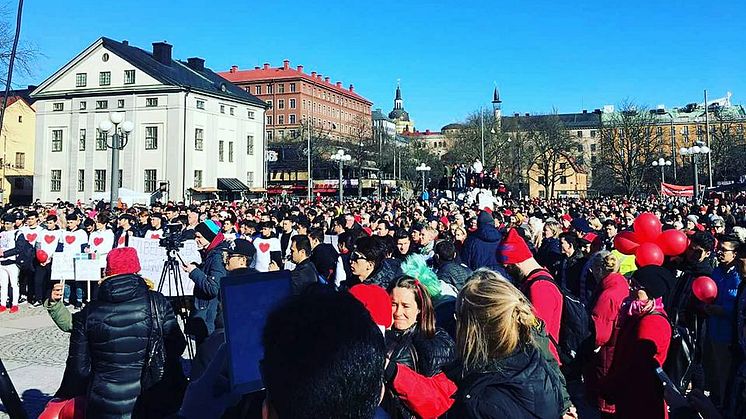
[651,157,672,184]
[98,112,133,205]
[331,149,351,203]
[415,162,431,195]
[679,141,711,204]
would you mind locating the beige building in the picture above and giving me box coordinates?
[0,94,36,204]
[527,154,588,198]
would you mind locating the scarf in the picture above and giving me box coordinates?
[619,296,664,326]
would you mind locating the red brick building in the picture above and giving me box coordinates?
[219,60,372,142]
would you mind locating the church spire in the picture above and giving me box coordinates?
[394,81,403,110]
[492,87,501,106]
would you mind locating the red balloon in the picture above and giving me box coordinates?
[692,276,718,304]
[635,242,665,267]
[656,229,689,256]
[36,249,48,263]
[613,231,641,255]
[633,212,663,243]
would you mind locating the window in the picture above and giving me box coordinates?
[278,115,284,124]
[538,176,545,184]
[78,170,85,192]
[145,126,158,149]
[656,127,663,136]
[559,163,567,169]
[94,170,106,192]
[75,73,87,87]
[590,130,596,138]
[561,176,568,184]
[51,129,63,152]
[278,129,285,138]
[266,115,273,125]
[576,131,583,138]
[247,135,254,155]
[278,99,284,109]
[145,98,158,107]
[220,105,225,114]
[194,170,203,187]
[99,71,111,86]
[117,99,125,108]
[266,130,273,141]
[577,145,583,153]
[75,130,85,152]
[50,170,61,192]
[79,101,87,110]
[267,84,273,94]
[196,99,205,110]
[229,107,234,116]
[14,152,24,169]
[278,84,285,93]
[195,128,204,150]
[124,70,135,85]
[96,100,108,110]
[289,83,296,92]
[289,99,296,109]
[144,169,157,193]
[590,144,596,152]
[228,141,234,162]
[255,85,261,95]
[53,103,64,111]
[247,110,255,119]
[246,171,254,187]
[17,115,21,123]
[266,100,272,109]
[218,140,224,162]
[96,129,108,150]
[591,156,597,164]
[289,114,296,124]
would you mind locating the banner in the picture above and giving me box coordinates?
[661,183,694,197]
[128,238,201,297]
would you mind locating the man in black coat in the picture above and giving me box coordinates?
[289,235,322,295]
[434,240,473,291]
[308,227,339,284]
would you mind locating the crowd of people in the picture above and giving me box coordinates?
[2,189,746,418]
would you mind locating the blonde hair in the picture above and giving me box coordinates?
[588,216,603,231]
[456,269,536,374]
[544,220,562,238]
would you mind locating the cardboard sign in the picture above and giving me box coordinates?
[128,238,199,297]
[74,254,103,282]
[51,251,76,280]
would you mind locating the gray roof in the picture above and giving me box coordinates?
[372,108,393,122]
[502,111,602,129]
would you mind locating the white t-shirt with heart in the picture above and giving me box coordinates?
[37,229,61,257]
[61,229,89,253]
[20,225,44,247]
[253,236,280,272]
[89,229,114,255]
[145,229,164,240]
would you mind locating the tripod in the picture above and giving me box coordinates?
[158,249,194,359]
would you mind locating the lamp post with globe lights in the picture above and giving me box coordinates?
[98,112,134,205]
[415,163,431,195]
[679,141,710,204]
[651,157,672,185]
[331,149,351,203]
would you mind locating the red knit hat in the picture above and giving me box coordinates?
[349,284,393,331]
[439,216,450,227]
[105,247,142,276]
[499,228,533,265]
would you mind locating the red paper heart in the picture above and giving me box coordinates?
[65,235,76,245]
[26,233,37,242]
[93,237,104,246]
[44,235,56,244]
[118,236,125,245]
[151,234,160,239]
[259,242,270,253]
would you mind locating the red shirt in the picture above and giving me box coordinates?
[523,269,563,364]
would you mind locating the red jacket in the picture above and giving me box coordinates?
[391,364,456,418]
[601,310,672,419]
[584,272,629,414]
[522,269,563,364]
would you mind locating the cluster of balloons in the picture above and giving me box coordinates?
[613,212,689,267]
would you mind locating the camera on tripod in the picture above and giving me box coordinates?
[159,223,185,251]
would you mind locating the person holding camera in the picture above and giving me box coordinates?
[183,220,228,343]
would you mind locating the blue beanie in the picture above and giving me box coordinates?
[195,219,220,242]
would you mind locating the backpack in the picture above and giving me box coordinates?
[13,231,34,272]
[530,272,593,368]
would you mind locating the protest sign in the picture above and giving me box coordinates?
[74,253,103,281]
[51,251,75,280]
[128,237,198,297]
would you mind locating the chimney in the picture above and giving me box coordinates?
[297,65,304,73]
[349,84,354,92]
[122,40,129,46]
[27,85,37,92]
[336,82,342,88]
[263,63,270,70]
[317,74,323,80]
[152,42,172,66]
[525,113,530,116]
[311,71,317,78]
[582,109,587,114]
[514,113,519,117]
[324,77,330,83]
[186,57,205,72]
[254,66,260,70]
[283,59,289,69]
[230,65,238,73]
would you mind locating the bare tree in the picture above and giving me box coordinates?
[519,114,580,197]
[596,102,664,196]
[709,106,746,182]
[0,4,37,89]
[347,115,376,197]
[443,109,513,172]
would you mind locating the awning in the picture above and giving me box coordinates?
[217,178,248,191]
[190,187,220,193]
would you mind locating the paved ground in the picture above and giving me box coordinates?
[0,305,68,418]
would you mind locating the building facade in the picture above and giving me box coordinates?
[219,61,372,142]
[0,93,36,204]
[372,108,396,139]
[31,37,267,203]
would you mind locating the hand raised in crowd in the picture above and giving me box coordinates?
[562,405,578,419]
[50,283,64,303]
[268,260,280,271]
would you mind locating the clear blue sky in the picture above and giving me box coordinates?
[17,0,746,130]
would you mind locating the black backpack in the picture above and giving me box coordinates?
[13,231,34,272]
[531,273,593,369]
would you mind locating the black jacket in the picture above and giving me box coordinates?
[310,243,339,282]
[447,344,565,419]
[386,325,456,377]
[536,237,562,277]
[461,223,503,272]
[368,258,403,290]
[61,274,186,419]
[188,241,229,339]
[291,258,320,295]
[437,261,473,291]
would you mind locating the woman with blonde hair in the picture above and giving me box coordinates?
[449,269,568,418]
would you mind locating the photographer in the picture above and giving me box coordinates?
[184,220,228,343]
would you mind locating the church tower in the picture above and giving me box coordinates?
[492,86,502,129]
[388,81,414,134]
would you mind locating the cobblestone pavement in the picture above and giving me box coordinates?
[0,304,69,418]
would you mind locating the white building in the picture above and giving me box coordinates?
[31,37,267,203]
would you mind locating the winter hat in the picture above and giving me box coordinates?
[349,284,393,333]
[195,220,220,242]
[439,216,450,227]
[570,218,592,233]
[499,228,533,265]
[631,265,674,300]
[105,247,141,276]
[561,214,573,223]
[686,215,699,224]
[477,210,494,227]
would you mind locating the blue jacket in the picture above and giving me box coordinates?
[188,241,229,337]
[461,223,503,272]
[707,264,741,343]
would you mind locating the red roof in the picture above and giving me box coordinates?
[3,96,27,109]
[218,62,372,105]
